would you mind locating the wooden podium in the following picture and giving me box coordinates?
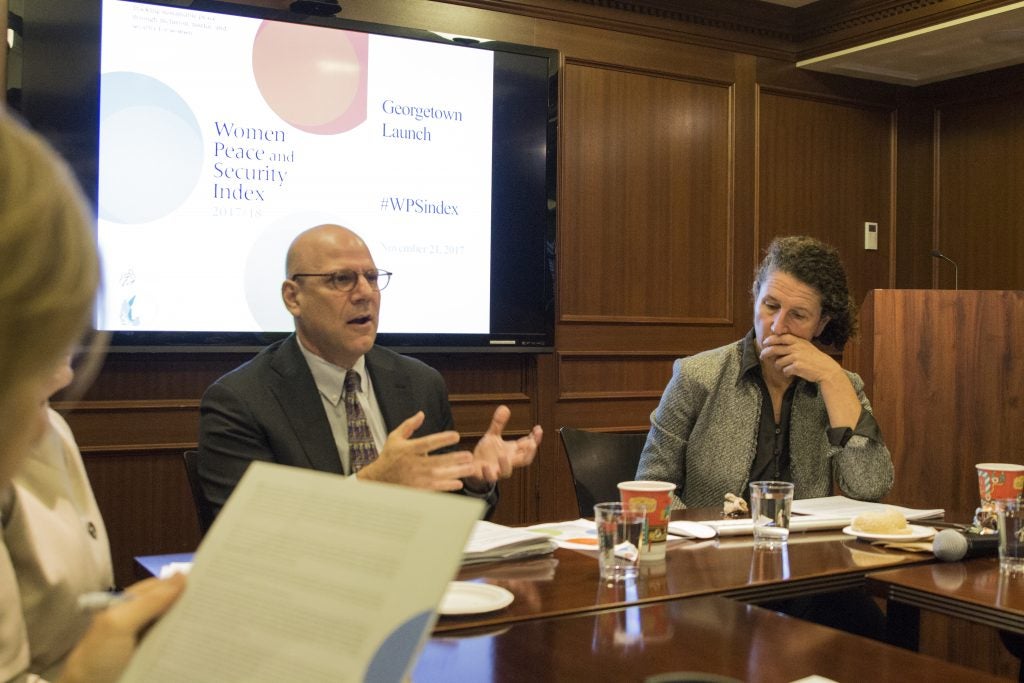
[844,290,1024,516]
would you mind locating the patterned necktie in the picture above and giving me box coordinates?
[344,369,378,473]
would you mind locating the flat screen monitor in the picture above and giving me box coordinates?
[7,0,558,352]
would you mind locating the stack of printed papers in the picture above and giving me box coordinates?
[462,521,557,565]
[789,496,944,520]
[692,496,944,536]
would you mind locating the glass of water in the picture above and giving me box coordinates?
[594,502,645,582]
[749,481,794,551]
[997,499,1024,576]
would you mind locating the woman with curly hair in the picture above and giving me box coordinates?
[637,235,893,510]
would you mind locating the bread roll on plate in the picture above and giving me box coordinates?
[851,508,910,535]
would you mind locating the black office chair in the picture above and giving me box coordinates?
[559,427,648,518]
[183,450,216,537]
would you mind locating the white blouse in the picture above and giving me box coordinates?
[0,408,114,682]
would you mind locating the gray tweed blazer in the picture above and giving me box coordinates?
[636,337,894,509]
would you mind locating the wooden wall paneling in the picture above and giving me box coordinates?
[75,352,254,401]
[536,442,581,524]
[557,351,676,400]
[431,353,540,525]
[83,448,201,587]
[558,323,747,356]
[57,400,199,452]
[731,54,759,302]
[541,400,660,523]
[756,88,896,303]
[918,611,1021,679]
[418,353,530,395]
[914,59,1024,104]
[555,399,660,433]
[916,73,1024,294]
[893,98,936,289]
[559,60,734,324]
[847,290,1024,516]
[936,88,1024,291]
[529,352,566,523]
[58,353,252,585]
[551,45,743,527]
[551,351,675,515]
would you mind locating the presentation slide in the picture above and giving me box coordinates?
[97,0,493,334]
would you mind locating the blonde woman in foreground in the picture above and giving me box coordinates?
[0,114,183,683]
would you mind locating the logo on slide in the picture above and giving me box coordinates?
[252,22,368,135]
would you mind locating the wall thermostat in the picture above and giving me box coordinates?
[864,222,878,250]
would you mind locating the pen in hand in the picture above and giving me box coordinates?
[77,591,133,612]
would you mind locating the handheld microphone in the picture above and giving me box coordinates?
[930,249,959,290]
[932,528,999,561]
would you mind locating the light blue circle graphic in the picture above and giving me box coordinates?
[99,72,203,224]
[364,611,432,682]
[244,212,336,331]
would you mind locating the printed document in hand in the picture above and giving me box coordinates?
[120,461,484,683]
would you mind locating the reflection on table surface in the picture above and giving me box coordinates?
[869,556,1024,633]
[417,595,1004,682]
[873,557,1024,609]
[437,508,933,634]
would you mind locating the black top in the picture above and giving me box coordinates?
[737,329,882,496]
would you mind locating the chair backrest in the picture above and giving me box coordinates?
[183,450,216,537]
[559,427,648,518]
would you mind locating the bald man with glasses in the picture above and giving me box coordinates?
[197,224,542,518]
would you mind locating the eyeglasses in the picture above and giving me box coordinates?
[290,269,392,292]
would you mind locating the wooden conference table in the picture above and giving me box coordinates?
[413,509,1009,682]
[869,557,1024,649]
[415,594,1003,682]
[139,509,1008,680]
[434,508,932,635]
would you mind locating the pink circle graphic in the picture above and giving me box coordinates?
[252,21,367,134]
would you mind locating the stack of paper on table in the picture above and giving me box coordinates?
[462,521,557,565]
[524,519,601,549]
[789,496,943,520]
[120,461,484,683]
[153,520,557,577]
[686,496,944,537]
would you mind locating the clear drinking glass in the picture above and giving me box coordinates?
[749,481,794,551]
[594,502,645,582]
[997,499,1024,576]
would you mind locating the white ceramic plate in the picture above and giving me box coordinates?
[438,581,514,616]
[841,524,936,542]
